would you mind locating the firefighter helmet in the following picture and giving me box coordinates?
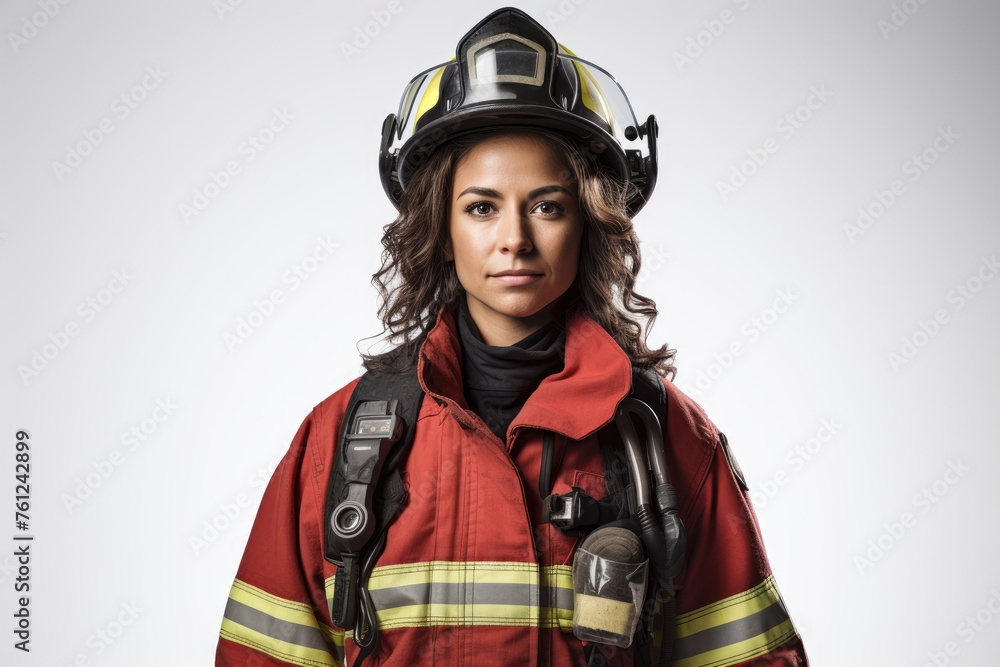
[378,7,659,216]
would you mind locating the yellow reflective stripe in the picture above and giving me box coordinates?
[221,618,342,667]
[222,579,345,667]
[675,619,795,667]
[326,561,575,634]
[676,576,781,636]
[672,575,797,667]
[324,576,337,629]
[377,602,543,629]
[368,560,541,588]
[227,580,327,630]
[542,565,575,631]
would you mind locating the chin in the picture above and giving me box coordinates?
[496,302,555,322]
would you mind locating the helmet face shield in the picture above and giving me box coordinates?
[379,8,658,216]
[387,54,645,168]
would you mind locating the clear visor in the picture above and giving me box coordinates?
[387,54,646,156]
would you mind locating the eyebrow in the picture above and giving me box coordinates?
[455,185,572,200]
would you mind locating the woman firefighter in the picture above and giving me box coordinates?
[216,7,808,667]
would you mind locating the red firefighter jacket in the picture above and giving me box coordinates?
[216,303,808,666]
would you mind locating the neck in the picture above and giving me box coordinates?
[464,294,556,347]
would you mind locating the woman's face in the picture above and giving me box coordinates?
[447,132,583,346]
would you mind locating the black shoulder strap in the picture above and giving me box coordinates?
[323,366,425,665]
[323,366,424,562]
[629,366,667,427]
[630,367,683,667]
[595,366,666,510]
[538,431,555,500]
[621,366,677,667]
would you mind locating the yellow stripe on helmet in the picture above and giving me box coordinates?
[558,42,615,133]
[411,57,456,131]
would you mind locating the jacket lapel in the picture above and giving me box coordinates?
[418,303,633,444]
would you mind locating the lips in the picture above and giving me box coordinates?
[490,269,543,285]
[491,269,542,277]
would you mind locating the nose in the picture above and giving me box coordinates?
[497,211,533,255]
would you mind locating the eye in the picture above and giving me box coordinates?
[464,201,496,218]
[534,201,565,217]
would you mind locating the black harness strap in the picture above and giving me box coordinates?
[322,366,425,667]
[324,367,424,563]
[538,430,555,500]
[626,367,679,667]
[585,643,612,667]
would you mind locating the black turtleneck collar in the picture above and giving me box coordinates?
[456,296,566,442]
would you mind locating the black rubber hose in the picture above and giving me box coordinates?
[658,583,676,667]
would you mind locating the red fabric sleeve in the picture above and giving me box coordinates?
[216,382,356,667]
[663,380,808,666]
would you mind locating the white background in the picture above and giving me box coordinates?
[2,0,998,665]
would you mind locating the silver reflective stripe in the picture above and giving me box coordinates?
[224,598,335,654]
[369,580,573,613]
[669,575,798,667]
[540,581,575,613]
[672,598,791,661]
[336,562,577,631]
[222,579,346,667]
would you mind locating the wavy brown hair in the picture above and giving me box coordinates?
[361,128,677,379]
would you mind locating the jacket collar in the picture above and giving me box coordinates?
[417,302,633,443]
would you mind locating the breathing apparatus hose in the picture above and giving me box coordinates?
[614,398,687,665]
[350,529,386,667]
